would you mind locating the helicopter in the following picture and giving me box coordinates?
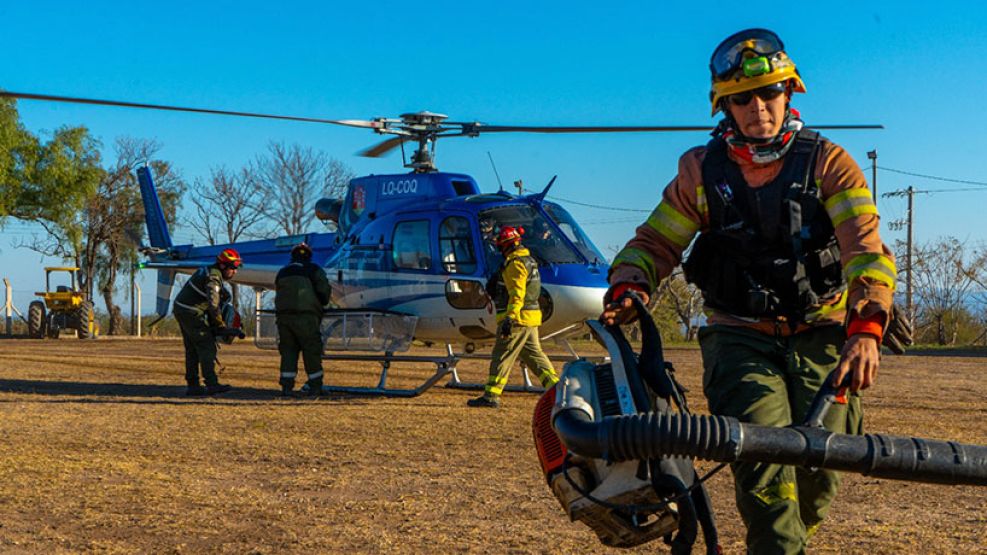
[1,91,882,395]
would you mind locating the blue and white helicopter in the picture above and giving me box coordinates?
[3,92,880,395]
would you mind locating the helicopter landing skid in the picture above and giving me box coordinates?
[315,351,459,398]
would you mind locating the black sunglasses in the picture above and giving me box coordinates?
[726,83,787,106]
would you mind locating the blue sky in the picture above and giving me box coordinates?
[2,1,986,312]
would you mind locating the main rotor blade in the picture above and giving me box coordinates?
[0,91,381,129]
[470,125,714,133]
[359,136,407,158]
[465,124,884,133]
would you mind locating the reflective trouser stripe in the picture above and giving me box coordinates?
[483,326,557,397]
[537,369,559,387]
[698,324,858,553]
[277,314,324,385]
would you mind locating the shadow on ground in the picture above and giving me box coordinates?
[0,378,368,404]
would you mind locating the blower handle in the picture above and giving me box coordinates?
[802,369,853,428]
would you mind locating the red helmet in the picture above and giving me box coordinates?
[494,226,524,250]
[216,248,242,269]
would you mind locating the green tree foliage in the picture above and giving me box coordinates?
[0,97,101,228]
[0,97,38,218]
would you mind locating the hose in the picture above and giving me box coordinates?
[553,409,987,486]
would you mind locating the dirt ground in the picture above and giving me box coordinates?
[0,338,984,554]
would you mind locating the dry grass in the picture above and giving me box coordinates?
[0,338,984,554]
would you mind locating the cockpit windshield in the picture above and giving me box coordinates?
[478,204,602,267]
[542,202,606,264]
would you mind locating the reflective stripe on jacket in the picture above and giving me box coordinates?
[173,265,225,325]
[610,137,895,331]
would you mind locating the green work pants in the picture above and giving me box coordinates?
[277,313,325,389]
[175,309,219,388]
[698,324,863,555]
[483,325,558,397]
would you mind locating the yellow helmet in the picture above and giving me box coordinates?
[709,28,806,115]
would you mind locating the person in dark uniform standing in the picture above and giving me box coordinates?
[467,226,559,408]
[173,248,241,396]
[275,243,332,397]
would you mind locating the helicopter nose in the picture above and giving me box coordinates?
[541,282,607,336]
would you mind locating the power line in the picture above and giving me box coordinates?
[878,166,987,188]
[547,195,651,213]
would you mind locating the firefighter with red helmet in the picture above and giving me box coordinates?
[173,248,241,396]
[275,243,332,397]
[601,29,904,552]
[468,226,559,408]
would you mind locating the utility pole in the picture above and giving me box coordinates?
[885,186,915,322]
[867,150,878,203]
[130,259,136,336]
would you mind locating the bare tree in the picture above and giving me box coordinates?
[96,138,184,334]
[250,142,353,236]
[188,166,268,245]
[905,237,982,345]
[653,269,704,341]
[187,166,268,311]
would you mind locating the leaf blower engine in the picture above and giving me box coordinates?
[532,295,720,552]
[532,294,987,552]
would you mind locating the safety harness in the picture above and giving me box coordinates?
[683,129,844,321]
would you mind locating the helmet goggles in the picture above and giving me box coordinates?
[710,28,785,80]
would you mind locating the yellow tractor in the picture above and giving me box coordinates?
[27,267,96,339]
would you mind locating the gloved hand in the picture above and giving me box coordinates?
[601,283,650,326]
[498,318,516,339]
[883,304,914,355]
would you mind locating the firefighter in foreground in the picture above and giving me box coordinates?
[275,243,331,397]
[468,226,559,408]
[602,29,898,553]
[173,248,241,396]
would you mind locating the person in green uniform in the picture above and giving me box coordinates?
[467,226,559,408]
[275,243,332,397]
[602,29,904,553]
[173,248,241,396]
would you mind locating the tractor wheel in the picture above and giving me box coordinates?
[76,301,95,340]
[27,301,46,339]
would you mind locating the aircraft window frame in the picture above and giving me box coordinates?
[478,204,584,267]
[438,216,478,275]
[392,220,432,271]
[542,202,606,264]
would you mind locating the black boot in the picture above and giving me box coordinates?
[466,395,501,408]
[279,378,297,398]
[206,383,232,395]
[307,380,324,398]
[186,384,207,397]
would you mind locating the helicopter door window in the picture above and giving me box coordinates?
[438,216,477,274]
[392,220,432,271]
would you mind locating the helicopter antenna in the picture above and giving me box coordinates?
[487,152,505,192]
[534,175,558,201]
